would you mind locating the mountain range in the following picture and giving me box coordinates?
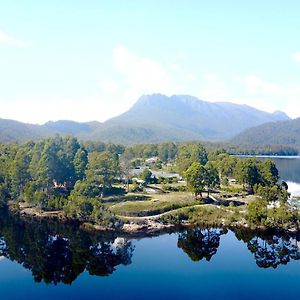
[0,94,290,144]
[231,117,300,147]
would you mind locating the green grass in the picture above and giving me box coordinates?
[103,193,151,205]
[109,192,199,217]
[159,205,245,226]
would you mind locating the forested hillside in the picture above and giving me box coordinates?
[231,118,300,147]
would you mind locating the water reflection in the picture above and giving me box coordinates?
[0,209,134,285]
[0,208,300,286]
[177,228,225,262]
[235,230,300,268]
[177,227,300,269]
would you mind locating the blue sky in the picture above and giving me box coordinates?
[1,0,300,124]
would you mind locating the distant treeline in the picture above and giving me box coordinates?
[202,142,299,156]
[122,141,298,161]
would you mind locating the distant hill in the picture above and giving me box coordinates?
[0,118,53,143]
[231,118,300,147]
[0,94,290,144]
[44,120,101,135]
[104,94,290,141]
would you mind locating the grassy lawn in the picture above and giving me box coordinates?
[158,204,246,227]
[108,192,199,217]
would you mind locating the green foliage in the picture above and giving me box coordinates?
[215,154,237,178]
[45,196,68,211]
[260,159,279,186]
[233,158,279,194]
[184,162,207,198]
[247,199,268,225]
[70,180,102,199]
[247,185,293,228]
[231,117,300,148]
[85,151,120,195]
[162,184,187,192]
[9,147,31,199]
[205,163,220,194]
[139,169,153,184]
[157,142,177,162]
[255,185,289,204]
[184,162,220,198]
[221,177,229,186]
[64,197,118,226]
[82,141,125,155]
[73,147,88,181]
[177,143,208,175]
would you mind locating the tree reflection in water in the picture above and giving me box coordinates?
[178,227,300,269]
[0,208,134,285]
[1,207,300,285]
[177,228,225,262]
[235,230,300,268]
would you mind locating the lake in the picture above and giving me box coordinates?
[1,157,300,299]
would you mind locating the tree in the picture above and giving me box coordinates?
[256,185,289,205]
[157,142,177,162]
[10,147,31,199]
[205,164,220,197]
[139,169,153,184]
[177,143,208,175]
[215,154,237,179]
[120,148,135,192]
[85,151,119,198]
[73,147,88,182]
[184,162,207,198]
[234,158,261,194]
[261,159,279,186]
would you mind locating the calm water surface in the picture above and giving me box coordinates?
[1,157,300,299]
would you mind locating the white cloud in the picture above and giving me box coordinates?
[292,52,300,63]
[238,75,281,94]
[99,47,300,121]
[100,79,119,94]
[113,45,175,95]
[235,75,300,117]
[96,46,189,120]
[0,30,30,47]
[199,73,230,101]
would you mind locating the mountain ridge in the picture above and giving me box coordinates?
[0,94,290,144]
[231,117,300,147]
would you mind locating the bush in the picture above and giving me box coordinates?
[64,196,120,228]
[162,184,187,192]
[44,196,68,211]
[221,177,229,186]
[247,199,267,225]
[131,184,144,193]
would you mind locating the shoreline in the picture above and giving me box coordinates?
[9,202,300,237]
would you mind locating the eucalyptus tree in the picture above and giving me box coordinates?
[177,143,208,175]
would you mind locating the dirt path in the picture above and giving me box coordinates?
[115,204,212,220]
[115,193,249,221]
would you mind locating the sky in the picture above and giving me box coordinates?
[1,0,300,124]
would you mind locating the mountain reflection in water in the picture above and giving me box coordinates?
[0,209,300,286]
